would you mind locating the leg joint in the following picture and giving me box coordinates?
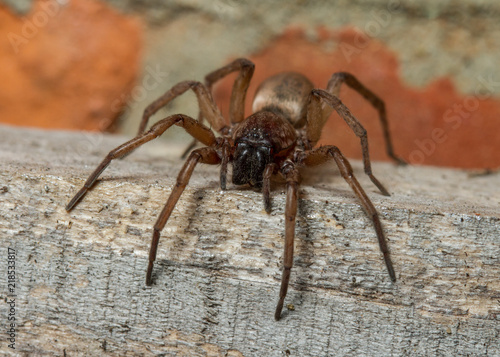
[235,58,255,70]
[330,72,348,81]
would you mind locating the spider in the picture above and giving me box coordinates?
[66,58,406,320]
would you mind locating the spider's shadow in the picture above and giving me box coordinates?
[293,196,316,292]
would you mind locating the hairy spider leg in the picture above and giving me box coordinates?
[262,163,278,213]
[137,81,227,136]
[182,58,255,157]
[204,58,255,124]
[274,163,300,320]
[65,114,216,211]
[300,145,396,283]
[307,89,391,196]
[325,72,407,165]
[146,147,221,286]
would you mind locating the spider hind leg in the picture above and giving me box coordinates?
[300,145,396,282]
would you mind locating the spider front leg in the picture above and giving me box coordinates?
[137,80,227,136]
[146,146,221,286]
[181,58,255,157]
[262,163,278,213]
[300,146,396,282]
[306,89,391,196]
[204,58,255,124]
[275,162,300,320]
[66,114,216,211]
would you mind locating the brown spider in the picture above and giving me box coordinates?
[66,58,405,320]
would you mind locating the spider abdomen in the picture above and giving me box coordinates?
[252,72,314,128]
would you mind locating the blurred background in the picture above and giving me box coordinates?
[1,0,499,169]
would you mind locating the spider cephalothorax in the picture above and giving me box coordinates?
[66,58,405,320]
[232,111,297,187]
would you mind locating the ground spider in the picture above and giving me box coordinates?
[66,58,406,320]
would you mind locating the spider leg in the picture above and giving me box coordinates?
[275,163,300,320]
[262,163,278,213]
[219,139,231,190]
[325,72,406,165]
[306,89,391,196]
[181,58,255,158]
[204,58,255,124]
[300,146,396,282]
[137,80,228,136]
[146,146,221,285]
[66,114,216,211]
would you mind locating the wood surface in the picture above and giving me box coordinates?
[0,125,498,356]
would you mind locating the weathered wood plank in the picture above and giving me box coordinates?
[0,125,499,356]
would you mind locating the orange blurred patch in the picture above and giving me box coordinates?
[0,0,143,131]
[214,27,500,169]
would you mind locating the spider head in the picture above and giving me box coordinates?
[232,139,273,188]
[231,111,297,188]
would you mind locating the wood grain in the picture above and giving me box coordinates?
[0,125,498,356]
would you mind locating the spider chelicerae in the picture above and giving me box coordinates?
[66,58,406,320]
